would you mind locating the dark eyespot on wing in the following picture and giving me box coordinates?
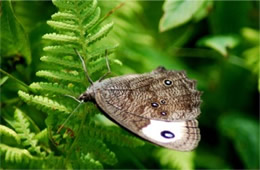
[164,80,172,86]
[161,130,175,139]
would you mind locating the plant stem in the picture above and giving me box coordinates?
[88,2,125,33]
[0,68,31,92]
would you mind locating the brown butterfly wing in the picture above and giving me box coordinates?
[95,89,200,151]
[92,67,201,151]
[95,66,201,121]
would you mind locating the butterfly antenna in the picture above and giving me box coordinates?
[57,101,84,133]
[74,48,93,85]
[64,94,81,103]
[98,49,111,82]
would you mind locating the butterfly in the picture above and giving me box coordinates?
[71,50,202,151]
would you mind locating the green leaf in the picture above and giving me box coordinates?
[79,138,118,165]
[241,28,259,91]
[36,70,84,84]
[86,22,114,45]
[42,33,79,44]
[18,90,72,114]
[34,129,49,146]
[197,35,240,56]
[85,123,145,148]
[79,153,103,169]
[0,0,31,64]
[29,82,83,96]
[0,144,33,163]
[218,113,259,169]
[0,76,9,86]
[159,0,207,32]
[47,21,79,32]
[0,125,21,145]
[241,27,260,44]
[156,149,194,170]
[40,56,82,69]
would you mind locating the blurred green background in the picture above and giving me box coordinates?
[0,0,259,169]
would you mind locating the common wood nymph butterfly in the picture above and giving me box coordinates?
[77,52,202,151]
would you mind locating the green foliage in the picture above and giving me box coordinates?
[0,144,33,163]
[18,90,73,114]
[219,113,259,169]
[0,0,31,64]
[156,149,194,170]
[159,0,209,32]
[1,0,143,169]
[1,108,47,168]
[241,28,260,91]
[1,0,259,169]
[0,125,21,145]
[84,123,145,148]
[197,35,240,57]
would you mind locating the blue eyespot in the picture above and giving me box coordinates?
[161,130,175,139]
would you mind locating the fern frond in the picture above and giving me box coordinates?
[51,12,77,21]
[84,7,101,31]
[43,33,79,44]
[88,44,118,61]
[79,153,103,169]
[29,82,83,96]
[34,129,49,146]
[52,0,80,10]
[86,22,113,45]
[0,144,33,163]
[85,123,145,148]
[36,70,84,83]
[80,137,117,165]
[10,108,45,156]
[47,21,79,32]
[17,0,125,168]
[0,125,21,144]
[43,45,75,55]
[40,56,81,69]
[80,0,98,19]
[18,91,72,114]
[88,58,122,76]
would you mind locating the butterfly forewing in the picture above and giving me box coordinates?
[86,67,202,151]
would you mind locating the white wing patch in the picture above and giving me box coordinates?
[141,120,186,143]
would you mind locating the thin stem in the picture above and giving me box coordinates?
[0,68,31,92]
[88,2,125,33]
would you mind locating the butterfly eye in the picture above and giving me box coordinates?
[164,80,172,86]
[161,130,175,139]
[151,102,159,107]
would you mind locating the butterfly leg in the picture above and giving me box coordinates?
[57,101,84,133]
[74,49,93,85]
[98,49,111,82]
